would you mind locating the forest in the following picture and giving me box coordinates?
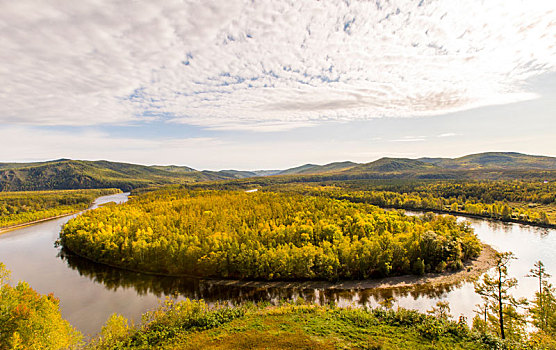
[184,178,555,226]
[0,188,121,229]
[60,188,482,281]
[266,182,554,226]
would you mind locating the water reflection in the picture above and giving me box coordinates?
[59,247,469,308]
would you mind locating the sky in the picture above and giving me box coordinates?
[0,0,555,170]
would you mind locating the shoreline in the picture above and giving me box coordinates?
[409,207,556,229]
[202,243,498,291]
[0,192,125,236]
[364,202,556,229]
[0,211,80,235]
[62,243,498,292]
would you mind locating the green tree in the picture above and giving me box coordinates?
[527,261,556,340]
[527,261,553,332]
[474,252,526,340]
[427,301,451,319]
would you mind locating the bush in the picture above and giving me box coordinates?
[0,263,82,350]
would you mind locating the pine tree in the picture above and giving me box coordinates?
[474,252,526,340]
[527,261,556,335]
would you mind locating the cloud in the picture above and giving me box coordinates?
[1,0,555,131]
[390,136,426,142]
[437,133,457,137]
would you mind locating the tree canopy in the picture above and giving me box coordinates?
[61,189,482,281]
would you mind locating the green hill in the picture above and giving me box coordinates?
[419,152,556,170]
[277,163,319,175]
[3,152,556,192]
[276,152,556,178]
[150,165,196,173]
[274,153,556,181]
[0,159,255,192]
[343,157,436,174]
[278,161,357,175]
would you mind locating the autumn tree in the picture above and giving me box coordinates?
[0,262,82,349]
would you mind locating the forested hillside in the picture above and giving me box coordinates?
[418,152,556,170]
[2,152,556,192]
[0,159,256,192]
[275,152,556,178]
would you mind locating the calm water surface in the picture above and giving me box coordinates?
[0,194,554,336]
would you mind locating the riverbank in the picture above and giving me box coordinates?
[203,243,498,291]
[62,243,497,296]
[0,211,80,235]
[413,207,556,230]
[374,203,556,229]
[0,188,123,235]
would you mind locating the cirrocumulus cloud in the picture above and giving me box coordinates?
[1,0,555,131]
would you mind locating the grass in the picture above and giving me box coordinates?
[89,300,497,350]
[169,306,486,350]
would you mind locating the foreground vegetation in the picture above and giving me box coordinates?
[0,263,81,349]
[3,255,556,349]
[61,189,481,281]
[0,188,121,229]
[87,300,494,350]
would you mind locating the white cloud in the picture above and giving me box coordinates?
[437,133,457,137]
[390,136,426,142]
[1,0,555,131]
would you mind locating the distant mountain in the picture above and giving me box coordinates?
[150,165,196,173]
[250,170,282,176]
[203,170,259,179]
[278,161,357,175]
[276,152,556,178]
[2,152,555,192]
[418,152,556,170]
[343,158,435,174]
[277,164,319,175]
[0,159,256,192]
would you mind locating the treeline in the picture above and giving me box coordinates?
[327,180,556,205]
[60,189,482,281]
[0,188,121,228]
[266,182,553,226]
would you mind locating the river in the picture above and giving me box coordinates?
[0,192,554,337]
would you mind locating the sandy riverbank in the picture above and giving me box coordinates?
[0,212,80,235]
[202,244,498,291]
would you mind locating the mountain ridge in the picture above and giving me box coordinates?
[2,152,555,191]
